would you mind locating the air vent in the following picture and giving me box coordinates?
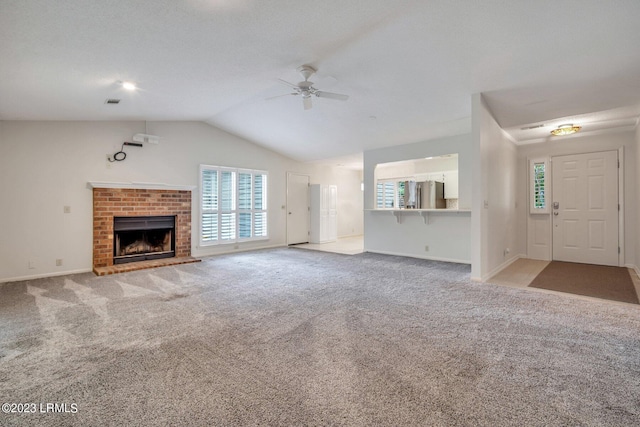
[520,124,545,130]
[105,99,121,104]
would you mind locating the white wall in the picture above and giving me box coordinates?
[471,94,522,281]
[518,130,636,266]
[0,120,362,282]
[363,133,472,263]
[375,156,458,180]
[309,167,363,238]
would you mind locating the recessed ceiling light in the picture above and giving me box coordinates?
[122,81,136,91]
[550,124,581,136]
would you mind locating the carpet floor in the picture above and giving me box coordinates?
[1,248,639,426]
[529,261,639,304]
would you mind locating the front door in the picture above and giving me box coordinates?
[551,151,619,266]
[287,173,310,245]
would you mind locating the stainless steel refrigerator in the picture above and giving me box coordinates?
[403,180,445,209]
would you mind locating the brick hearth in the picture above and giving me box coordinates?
[93,188,193,273]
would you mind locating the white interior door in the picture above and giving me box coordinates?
[287,173,310,245]
[328,185,338,241]
[551,151,619,266]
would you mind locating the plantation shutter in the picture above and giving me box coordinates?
[376,181,396,208]
[376,182,384,208]
[384,182,394,208]
[201,169,218,242]
[238,172,252,238]
[220,170,236,240]
[254,173,267,237]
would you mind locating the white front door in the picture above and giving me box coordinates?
[287,173,310,245]
[551,151,619,266]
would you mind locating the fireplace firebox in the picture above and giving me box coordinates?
[113,216,175,264]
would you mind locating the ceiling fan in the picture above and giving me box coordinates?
[269,65,349,110]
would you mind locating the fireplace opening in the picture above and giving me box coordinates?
[113,216,175,264]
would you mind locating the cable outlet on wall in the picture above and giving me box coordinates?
[28,261,35,270]
[63,206,71,214]
[56,259,63,266]
[425,245,429,252]
[503,248,510,257]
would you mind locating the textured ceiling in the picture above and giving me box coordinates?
[1,0,640,162]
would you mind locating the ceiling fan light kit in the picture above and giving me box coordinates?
[271,65,349,110]
[550,123,581,136]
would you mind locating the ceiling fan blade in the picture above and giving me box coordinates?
[315,91,349,101]
[265,93,297,101]
[303,97,312,110]
[277,79,299,89]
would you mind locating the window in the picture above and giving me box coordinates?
[376,181,396,208]
[200,165,268,245]
[397,181,405,209]
[529,158,549,214]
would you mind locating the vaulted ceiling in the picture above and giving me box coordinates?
[2,0,639,163]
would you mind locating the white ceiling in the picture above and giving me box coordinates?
[2,0,640,165]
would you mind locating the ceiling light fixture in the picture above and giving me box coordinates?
[550,123,581,136]
[121,81,136,91]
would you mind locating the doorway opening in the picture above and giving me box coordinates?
[286,172,310,245]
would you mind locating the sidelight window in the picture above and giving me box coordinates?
[529,158,549,214]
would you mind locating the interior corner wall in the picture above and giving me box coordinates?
[471,94,521,281]
[363,133,472,263]
[307,165,363,238]
[470,94,483,280]
[0,120,358,283]
[635,123,640,272]
[518,130,636,266]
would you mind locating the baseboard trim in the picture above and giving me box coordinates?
[482,254,525,282]
[0,268,93,284]
[363,249,470,265]
[337,234,363,239]
[624,264,640,279]
[196,243,288,259]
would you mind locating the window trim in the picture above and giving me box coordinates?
[199,165,269,246]
[529,157,549,214]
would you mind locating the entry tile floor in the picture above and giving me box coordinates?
[488,258,640,306]
[292,235,364,256]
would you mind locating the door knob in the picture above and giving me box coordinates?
[553,211,558,216]
[288,212,292,215]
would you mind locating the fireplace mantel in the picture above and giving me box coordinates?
[87,181,196,191]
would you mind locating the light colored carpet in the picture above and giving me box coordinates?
[1,248,639,426]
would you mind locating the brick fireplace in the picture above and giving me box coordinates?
[91,184,197,275]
